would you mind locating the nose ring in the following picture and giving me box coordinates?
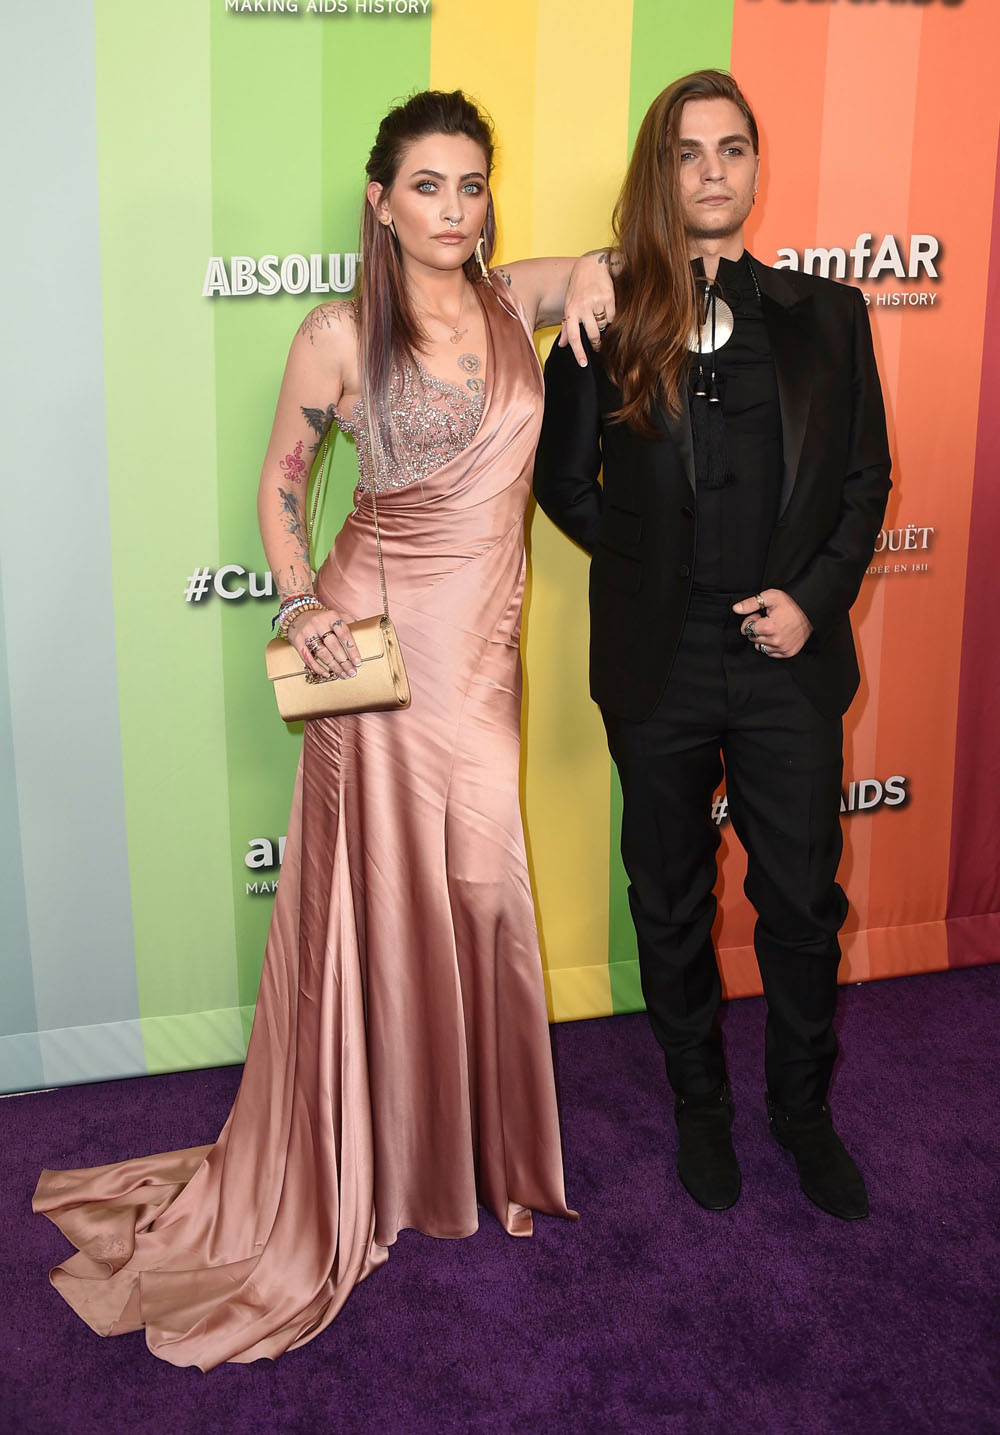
[445,217,460,227]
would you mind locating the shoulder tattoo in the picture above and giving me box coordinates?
[298,301,356,345]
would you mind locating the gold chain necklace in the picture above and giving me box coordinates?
[416,283,470,346]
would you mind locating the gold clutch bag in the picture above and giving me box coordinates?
[266,614,410,722]
[266,406,410,724]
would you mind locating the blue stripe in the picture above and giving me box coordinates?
[0,0,139,1089]
[0,566,44,1090]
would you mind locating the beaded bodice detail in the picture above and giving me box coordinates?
[333,357,486,494]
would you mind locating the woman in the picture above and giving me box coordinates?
[33,90,614,1369]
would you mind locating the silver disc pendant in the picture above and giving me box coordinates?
[688,294,734,353]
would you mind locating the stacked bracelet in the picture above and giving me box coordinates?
[272,594,310,632]
[272,598,303,632]
[276,595,324,639]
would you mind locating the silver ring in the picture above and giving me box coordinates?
[745,620,757,640]
[445,217,460,227]
[760,644,771,656]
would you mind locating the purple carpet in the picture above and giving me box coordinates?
[3,965,998,1435]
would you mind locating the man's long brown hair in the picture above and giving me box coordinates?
[603,70,759,435]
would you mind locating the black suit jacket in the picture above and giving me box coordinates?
[534,257,892,722]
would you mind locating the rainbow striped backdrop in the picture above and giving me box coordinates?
[2,0,998,1092]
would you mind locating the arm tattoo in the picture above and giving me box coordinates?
[300,403,337,451]
[277,487,305,543]
[495,268,512,286]
[277,562,313,602]
[279,439,309,484]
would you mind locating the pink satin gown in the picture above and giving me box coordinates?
[33,280,575,1370]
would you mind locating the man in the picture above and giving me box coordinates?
[534,71,891,1220]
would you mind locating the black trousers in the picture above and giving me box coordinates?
[603,589,848,1113]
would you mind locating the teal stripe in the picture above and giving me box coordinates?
[0,563,43,1091]
[610,0,735,1015]
[0,0,138,1086]
[0,566,33,1038]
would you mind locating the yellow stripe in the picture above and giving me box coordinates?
[524,0,632,1021]
[429,0,538,260]
[430,1,633,1020]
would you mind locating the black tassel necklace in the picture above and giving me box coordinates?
[689,260,761,490]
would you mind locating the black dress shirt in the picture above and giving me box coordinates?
[690,253,783,592]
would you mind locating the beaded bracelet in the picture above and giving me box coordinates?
[278,596,324,640]
[275,594,318,624]
[271,592,316,631]
[279,598,323,632]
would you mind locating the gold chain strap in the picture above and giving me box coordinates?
[363,404,390,621]
[307,413,390,622]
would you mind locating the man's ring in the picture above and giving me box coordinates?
[760,644,771,656]
[755,592,767,616]
[745,620,757,640]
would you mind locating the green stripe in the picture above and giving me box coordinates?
[95,0,239,1059]
[628,0,735,146]
[608,768,642,1013]
[208,9,433,1009]
[610,0,735,1015]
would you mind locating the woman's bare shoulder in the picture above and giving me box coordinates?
[296,299,359,353]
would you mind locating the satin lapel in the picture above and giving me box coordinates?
[758,277,815,514]
[660,383,696,494]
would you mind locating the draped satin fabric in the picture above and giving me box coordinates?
[32,283,575,1371]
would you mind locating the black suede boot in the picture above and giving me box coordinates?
[768,1098,869,1220]
[674,1083,741,1211]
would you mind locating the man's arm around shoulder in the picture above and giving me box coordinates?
[534,329,604,555]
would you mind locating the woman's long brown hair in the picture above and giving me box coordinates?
[603,71,759,435]
[358,90,497,469]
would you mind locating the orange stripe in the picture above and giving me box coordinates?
[722,5,988,991]
[720,5,832,981]
[865,0,1000,980]
[731,4,831,263]
[718,3,834,984]
[816,8,923,981]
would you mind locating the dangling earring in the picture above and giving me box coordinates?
[475,236,489,280]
